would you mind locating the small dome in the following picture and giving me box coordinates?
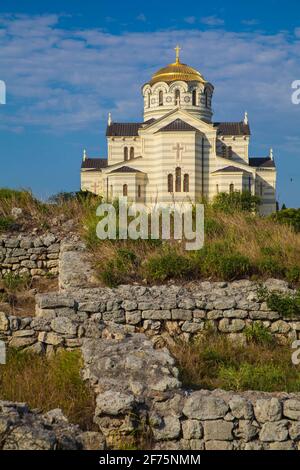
[149,46,206,86]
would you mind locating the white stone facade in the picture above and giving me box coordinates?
[81,51,277,215]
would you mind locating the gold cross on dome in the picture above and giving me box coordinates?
[175,45,181,63]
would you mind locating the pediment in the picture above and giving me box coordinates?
[139,108,216,136]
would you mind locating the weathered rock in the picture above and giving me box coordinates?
[283,399,300,420]
[51,317,78,336]
[182,420,203,440]
[96,391,135,416]
[0,312,9,331]
[183,392,228,420]
[205,440,233,450]
[203,420,233,441]
[259,421,289,442]
[229,396,253,420]
[254,398,282,423]
[153,417,181,441]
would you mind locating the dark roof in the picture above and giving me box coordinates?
[81,158,107,170]
[212,165,251,174]
[249,157,275,169]
[106,123,141,137]
[214,122,250,136]
[110,166,143,174]
[106,119,158,137]
[156,119,198,133]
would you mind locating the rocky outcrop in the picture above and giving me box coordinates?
[79,329,300,451]
[0,402,105,450]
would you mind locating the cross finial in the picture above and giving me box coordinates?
[83,149,87,162]
[175,45,181,63]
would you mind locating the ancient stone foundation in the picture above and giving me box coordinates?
[0,234,60,277]
[1,237,300,450]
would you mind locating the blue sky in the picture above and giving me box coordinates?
[0,0,300,206]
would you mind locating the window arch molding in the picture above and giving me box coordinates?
[167,174,173,193]
[183,174,189,192]
[175,167,182,192]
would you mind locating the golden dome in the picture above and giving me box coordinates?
[149,46,206,86]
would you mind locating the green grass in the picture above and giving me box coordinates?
[171,331,300,392]
[0,349,95,429]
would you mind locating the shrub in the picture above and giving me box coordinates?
[145,249,195,282]
[286,266,300,284]
[197,243,252,280]
[212,191,260,213]
[244,322,274,346]
[218,363,288,392]
[2,273,31,292]
[0,216,15,232]
[265,290,300,317]
[258,257,286,278]
[204,217,225,237]
[99,248,139,287]
[271,208,300,233]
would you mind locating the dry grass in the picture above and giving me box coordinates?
[85,207,300,286]
[170,331,300,392]
[0,188,102,233]
[0,349,95,429]
[0,275,58,317]
[215,210,300,270]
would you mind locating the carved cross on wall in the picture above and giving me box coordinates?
[173,143,184,162]
[93,181,99,194]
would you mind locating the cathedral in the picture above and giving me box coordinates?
[81,47,277,215]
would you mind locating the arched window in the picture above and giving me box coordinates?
[175,167,181,192]
[124,147,128,161]
[175,89,180,105]
[229,183,234,193]
[138,185,141,198]
[216,184,219,194]
[130,147,134,159]
[222,145,226,158]
[159,90,163,106]
[228,146,233,158]
[183,174,189,192]
[148,93,151,108]
[123,184,128,197]
[167,174,173,193]
[192,90,197,106]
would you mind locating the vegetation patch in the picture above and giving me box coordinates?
[0,349,95,429]
[259,286,300,318]
[0,274,57,317]
[171,331,300,392]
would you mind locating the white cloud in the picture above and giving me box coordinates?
[0,13,300,150]
[184,17,197,25]
[200,16,225,26]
